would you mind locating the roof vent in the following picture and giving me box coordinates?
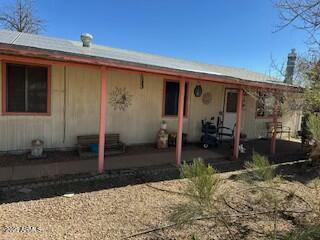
[80,33,93,47]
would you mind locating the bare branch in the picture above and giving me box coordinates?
[0,0,44,34]
[274,0,320,47]
[269,54,286,79]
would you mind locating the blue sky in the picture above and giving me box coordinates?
[2,0,309,75]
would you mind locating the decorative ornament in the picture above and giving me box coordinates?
[160,120,167,130]
[202,92,212,105]
[31,139,44,157]
[109,87,133,111]
[157,121,169,149]
[194,84,202,97]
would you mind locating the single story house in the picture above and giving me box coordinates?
[0,29,301,173]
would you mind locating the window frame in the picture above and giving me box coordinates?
[225,90,238,113]
[255,91,281,119]
[2,61,51,116]
[162,79,189,118]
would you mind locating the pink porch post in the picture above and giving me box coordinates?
[271,100,278,155]
[176,79,186,166]
[98,66,107,173]
[233,88,243,159]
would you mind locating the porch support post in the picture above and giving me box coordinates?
[233,88,243,159]
[176,78,186,166]
[271,100,278,155]
[98,66,107,173]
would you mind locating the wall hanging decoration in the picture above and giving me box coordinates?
[242,91,248,110]
[194,84,202,97]
[140,73,144,89]
[109,87,133,111]
[202,92,212,105]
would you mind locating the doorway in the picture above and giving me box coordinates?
[221,89,238,139]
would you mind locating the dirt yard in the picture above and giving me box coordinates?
[0,163,319,240]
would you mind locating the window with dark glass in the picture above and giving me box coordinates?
[164,81,188,116]
[226,92,237,113]
[6,63,48,113]
[256,91,281,117]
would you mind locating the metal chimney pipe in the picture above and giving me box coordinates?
[284,49,297,85]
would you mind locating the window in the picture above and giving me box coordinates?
[226,91,237,113]
[4,63,49,114]
[163,81,188,116]
[256,92,280,117]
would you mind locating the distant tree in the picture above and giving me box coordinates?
[275,1,320,131]
[304,60,320,110]
[275,0,320,46]
[0,0,44,34]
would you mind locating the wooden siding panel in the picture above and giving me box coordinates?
[64,66,100,147]
[0,62,302,151]
[0,63,65,151]
[242,94,302,139]
[187,81,224,142]
[106,70,163,144]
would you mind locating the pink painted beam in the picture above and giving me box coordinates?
[176,79,186,166]
[233,88,243,159]
[271,101,278,155]
[98,66,107,173]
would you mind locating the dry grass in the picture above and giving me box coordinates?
[0,172,319,240]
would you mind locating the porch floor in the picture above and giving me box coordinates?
[0,139,306,183]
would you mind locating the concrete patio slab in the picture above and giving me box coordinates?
[0,139,305,183]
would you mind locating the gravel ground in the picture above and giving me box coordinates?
[0,164,319,240]
[0,179,188,240]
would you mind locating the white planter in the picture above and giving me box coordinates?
[31,139,44,157]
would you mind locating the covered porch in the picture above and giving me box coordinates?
[0,139,305,183]
[0,36,301,182]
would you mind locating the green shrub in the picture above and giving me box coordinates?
[241,151,281,239]
[180,158,221,206]
[307,114,320,143]
[170,158,221,224]
[241,151,277,183]
[307,114,320,162]
[310,178,320,221]
[282,225,320,240]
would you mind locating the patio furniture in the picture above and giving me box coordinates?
[200,117,218,148]
[266,122,291,140]
[168,133,188,147]
[216,117,247,143]
[77,134,126,159]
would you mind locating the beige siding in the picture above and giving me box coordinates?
[242,94,269,138]
[0,64,101,151]
[106,74,225,144]
[186,82,225,142]
[106,70,162,144]
[242,94,302,139]
[0,63,65,151]
[64,66,100,146]
[0,62,302,152]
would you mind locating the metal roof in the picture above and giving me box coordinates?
[0,29,290,87]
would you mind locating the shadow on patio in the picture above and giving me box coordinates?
[0,138,306,183]
[0,138,309,204]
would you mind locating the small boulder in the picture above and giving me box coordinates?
[18,187,32,194]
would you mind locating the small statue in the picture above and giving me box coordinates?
[157,121,169,149]
[31,139,44,157]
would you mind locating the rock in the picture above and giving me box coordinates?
[18,187,32,194]
[63,192,74,198]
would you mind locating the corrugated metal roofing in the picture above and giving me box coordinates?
[0,29,289,86]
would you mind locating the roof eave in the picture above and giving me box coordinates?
[0,43,301,92]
